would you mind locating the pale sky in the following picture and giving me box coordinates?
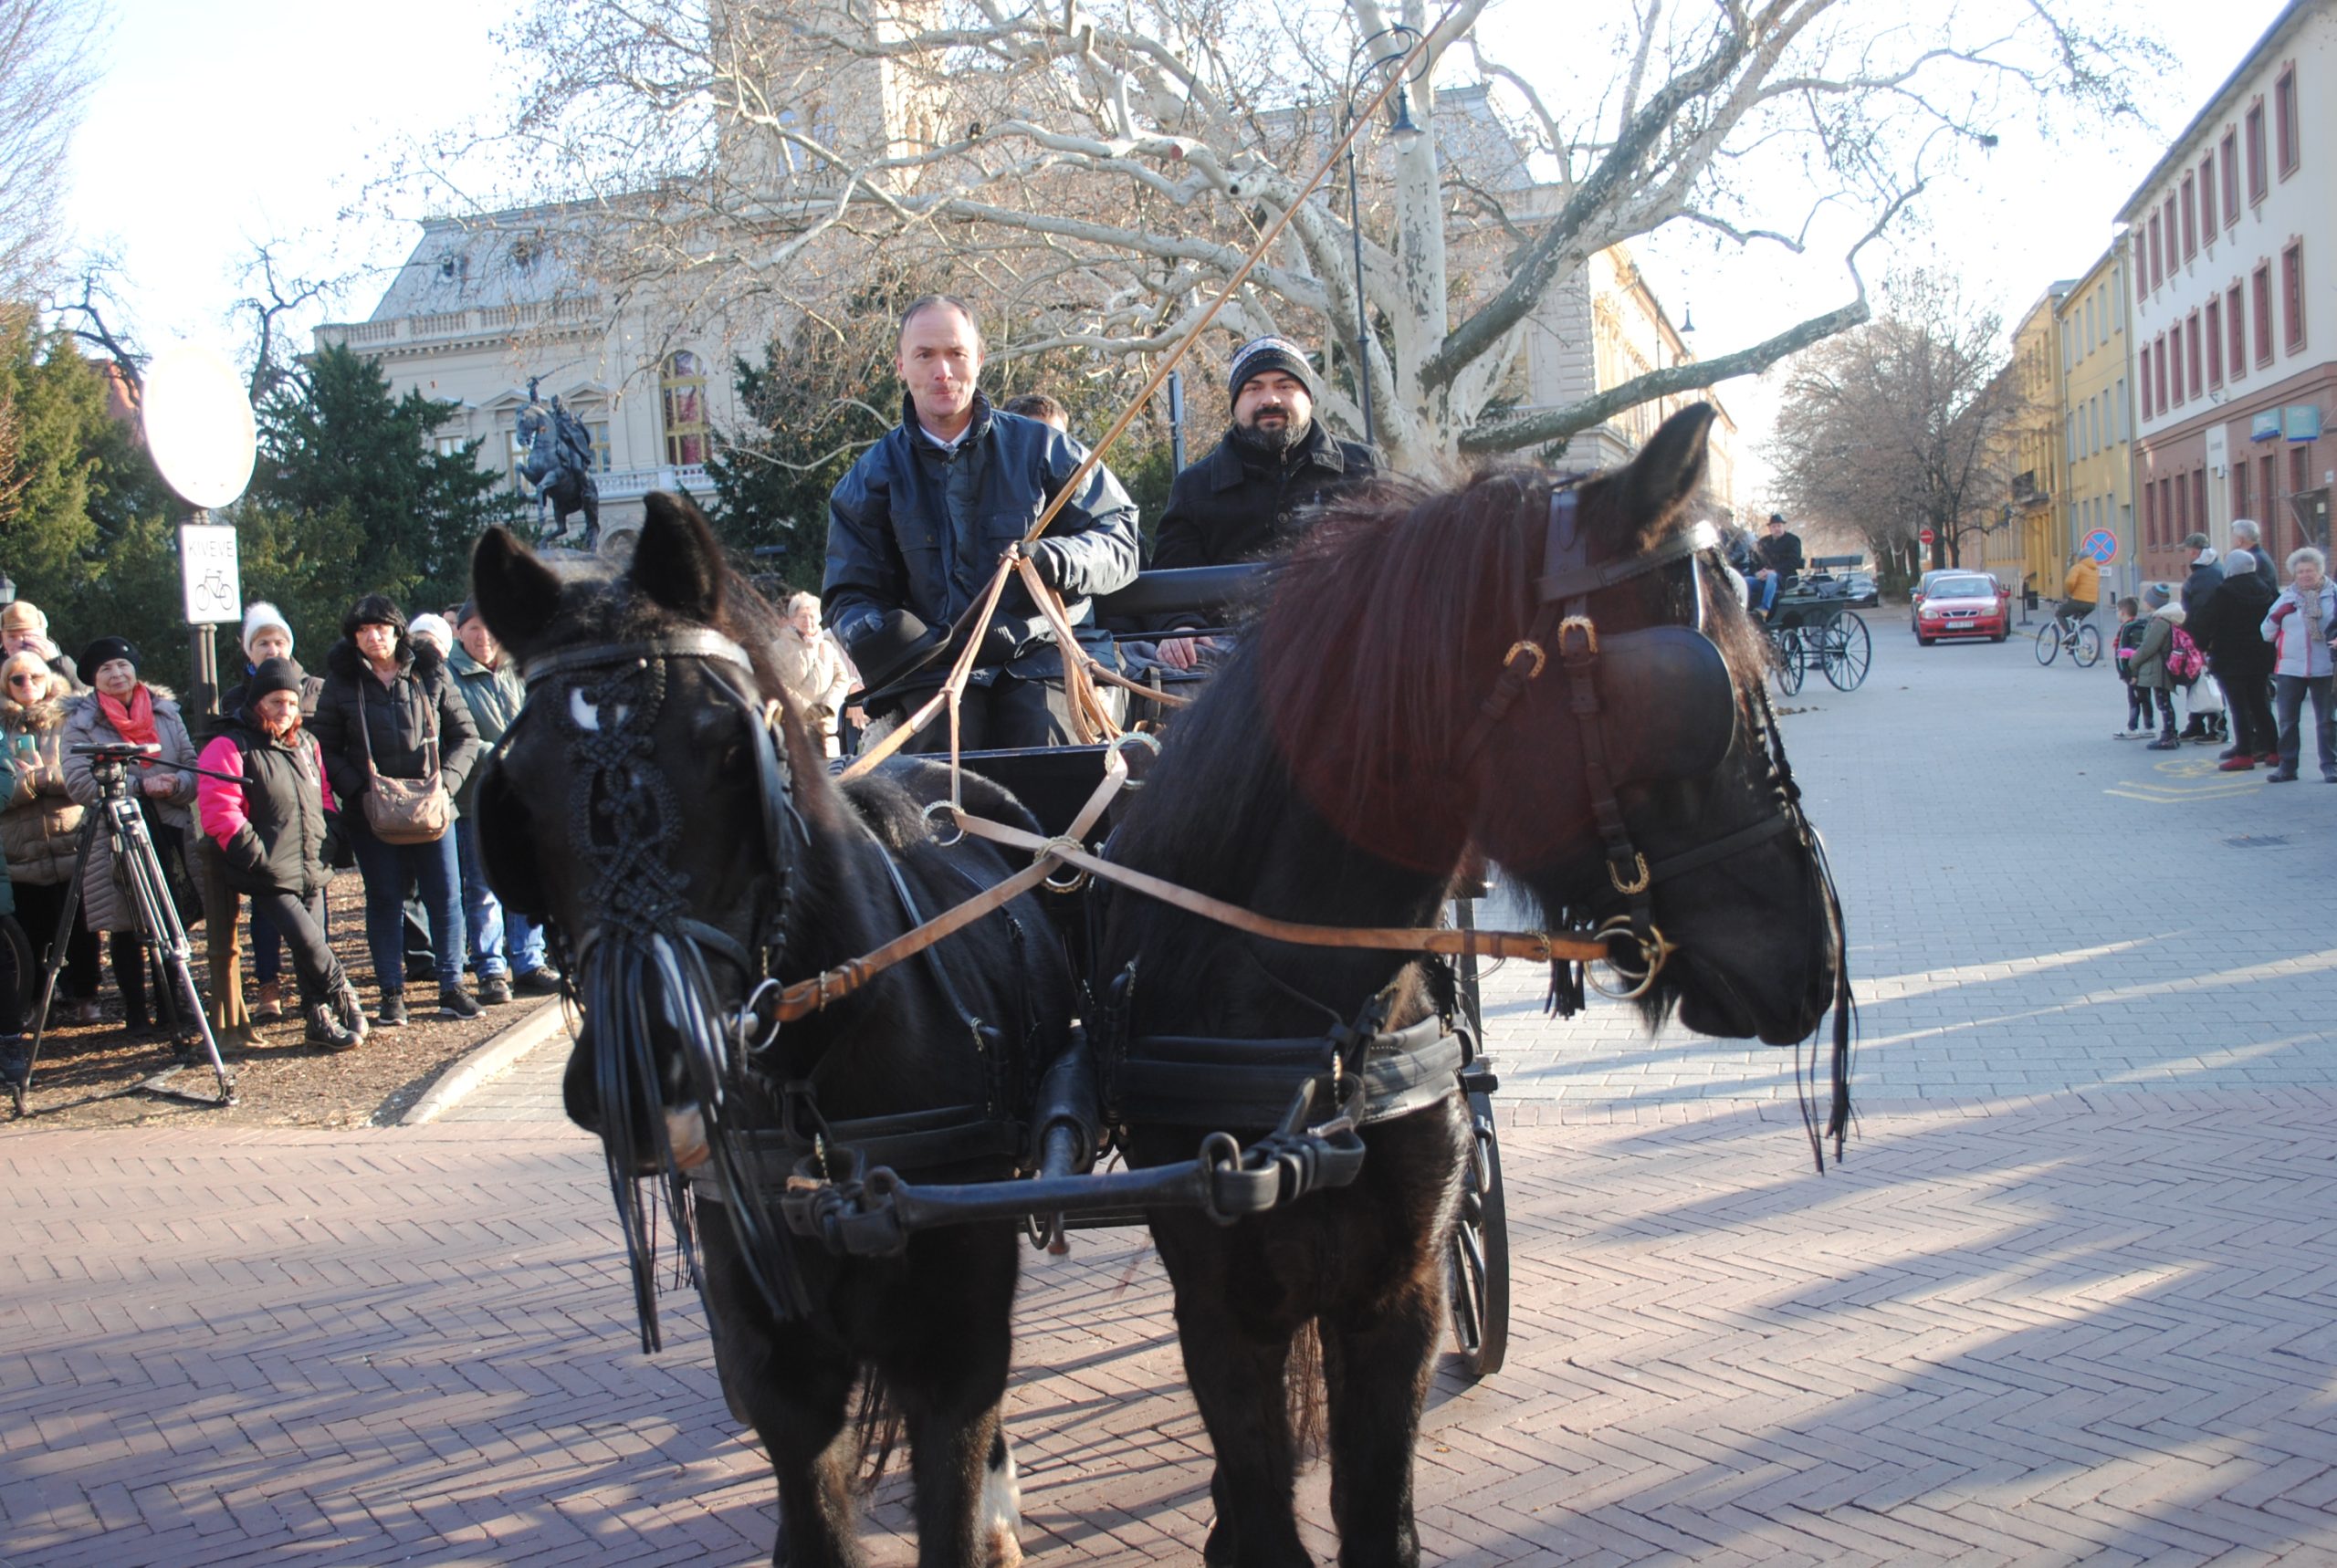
[63,0,2293,490]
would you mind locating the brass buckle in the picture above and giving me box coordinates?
[1502,640,1547,680]
[1608,852,1651,895]
[1557,615,1598,661]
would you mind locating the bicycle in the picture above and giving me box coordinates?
[2035,608,2102,668]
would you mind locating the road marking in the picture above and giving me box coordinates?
[2107,755,2267,803]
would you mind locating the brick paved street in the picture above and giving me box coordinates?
[4,616,2335,1565]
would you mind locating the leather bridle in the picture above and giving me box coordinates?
[1456,485,1808,998]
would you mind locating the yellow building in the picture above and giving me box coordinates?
[1984,281,2076,598]
[2056,247,2138,601]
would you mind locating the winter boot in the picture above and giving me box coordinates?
[304,1003,361,1052]
[334,981,371,1043]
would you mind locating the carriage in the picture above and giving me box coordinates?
[1766,554,1873,693]
[469,411,1849,1567]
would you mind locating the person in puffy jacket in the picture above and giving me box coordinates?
[446,601,557,1002]
[2259,546,2337,782]
[0,653,100,1021]
[194,658,366,1050]
[215,601,326,1025]
[61,636,202,1035]
[308,595,482,1029]
[2132,586,2186,750]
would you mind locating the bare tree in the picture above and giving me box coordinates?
[0,0,96,301]
[1766,271,2030,581]
[423,0,2153,472]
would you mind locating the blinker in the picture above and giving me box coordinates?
[1585,625,1735,787]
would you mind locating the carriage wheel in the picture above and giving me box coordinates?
[1821,612,1871,691]
[2072,623,2103,669]
[1771,630,1805,695]
[1446,1090,1509,1380]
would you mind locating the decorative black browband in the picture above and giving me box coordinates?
[519,628,757,684]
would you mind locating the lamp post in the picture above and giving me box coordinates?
[1342,25,1426,448]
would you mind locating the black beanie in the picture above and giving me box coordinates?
[246,656,304,705]
[79,636,139,677]
[1227,336,1315,402]
[342,594,407,640]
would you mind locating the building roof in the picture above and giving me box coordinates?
[362,212,595,322]
[2114,0,2323,224]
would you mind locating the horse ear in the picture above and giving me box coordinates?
[1610,402,1716,526]
[472,527,563,656]
[630,491,727,623]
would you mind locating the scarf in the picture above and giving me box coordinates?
[97,685,159,748]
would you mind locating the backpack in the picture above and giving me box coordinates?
[2168,627,2206,683]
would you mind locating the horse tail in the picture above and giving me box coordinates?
[1287,1320,1326,1461]
[852,1369,904,1494]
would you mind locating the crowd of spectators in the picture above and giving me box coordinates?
[0,589,576,1074]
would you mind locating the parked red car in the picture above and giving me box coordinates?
[1913,572,2010,644]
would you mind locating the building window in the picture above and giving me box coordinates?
[2227,284,2247,377]
[2248,102,2268,201]
[587,421,612,472]
[2282,242,2305,350]
[2149,214,2164,290]
[2194,470,2208,534]
[2182,174,2198,258]
[2292,443,2311,497]
[662,350,707,466]
[2277,66,2300,176]
[2166,198,2180,274]
[2201,157,2217,242]
[2222,131,2240,222]
[2175,473,2188,532]
[2263,453,2279,515]
[2114,378,2126,441]
[2186,312,2204,399]
[2143,479,2157,546]
[2134,244,2147,306]
[2140,345,2154,418]
[2235,456,2250,521]
[2255,264,2275,362]
[2207,299,2225,386]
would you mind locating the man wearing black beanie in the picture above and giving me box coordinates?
[1150,335,1380,668]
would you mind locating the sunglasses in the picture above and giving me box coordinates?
[6,674,39,685]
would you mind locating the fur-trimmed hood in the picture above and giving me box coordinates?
[2152,601,2186,625]
[324,634,443,683]
[0,692,68,731]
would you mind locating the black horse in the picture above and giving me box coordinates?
[471,493,1077,1568]
[1092,403,1848,1566]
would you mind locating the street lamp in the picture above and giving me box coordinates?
[1343,25,1426,447]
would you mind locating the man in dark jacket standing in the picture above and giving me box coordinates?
[825,294,1140,751]
[1149,336,1379,669]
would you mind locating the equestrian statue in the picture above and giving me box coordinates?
[518,376,601,551]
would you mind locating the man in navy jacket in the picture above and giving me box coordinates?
[826,295,1139,750]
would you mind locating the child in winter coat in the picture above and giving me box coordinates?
[2259,546,2337,781]
[2112,597,2148,737]
[194,659,369,1050]
[2131,585,2187,749]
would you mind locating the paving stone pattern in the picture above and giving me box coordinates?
[5,618,2335,1564]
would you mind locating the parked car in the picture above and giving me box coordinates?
[1803,555,1879,608]
[1913,571,2010,643]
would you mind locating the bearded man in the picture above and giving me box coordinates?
[1149,337,1380,669]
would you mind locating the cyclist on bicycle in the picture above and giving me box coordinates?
[2057,551,2101,635]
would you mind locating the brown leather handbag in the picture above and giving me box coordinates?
[356,689,452,844]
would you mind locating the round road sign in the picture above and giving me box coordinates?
[2080,528,2118,564]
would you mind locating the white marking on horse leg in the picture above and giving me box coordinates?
[980,1427,1022,1568]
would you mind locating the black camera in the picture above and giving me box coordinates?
[68,742,161,761]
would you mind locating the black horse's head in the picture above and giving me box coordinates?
[1256,403,1843,1056]
[471,491,823,1330]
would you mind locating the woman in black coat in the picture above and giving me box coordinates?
[308,596,482,1028]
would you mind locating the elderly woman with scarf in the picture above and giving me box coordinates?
[0,652,100,1024]
[61,636,202,1035]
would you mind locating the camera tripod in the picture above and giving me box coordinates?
[10,745,246,1113]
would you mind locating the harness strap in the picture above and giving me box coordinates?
[521,629,754,684]
[1646,810,1798,883]
[1117,1018,1465,1130]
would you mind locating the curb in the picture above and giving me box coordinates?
[400,998,569,1126]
